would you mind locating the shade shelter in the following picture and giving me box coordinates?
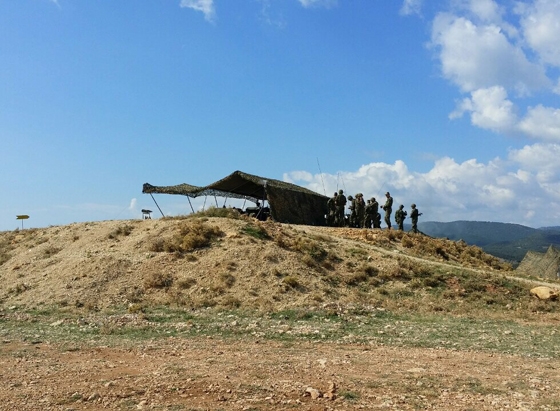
[143,170,328,226]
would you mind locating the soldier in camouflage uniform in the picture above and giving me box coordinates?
[394,204,407,231]
[371,197,380,228]
[355,193,366,228]
[410,203,423,233]
[326,192,337,226]
[334,189,347,227]
[381,192,393,229]
[364,199,374,228]
[347,195,355,227]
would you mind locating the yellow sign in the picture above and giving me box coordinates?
[16,215,29,220]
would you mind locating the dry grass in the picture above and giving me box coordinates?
[149,219,224,253]
[144,272,174,289]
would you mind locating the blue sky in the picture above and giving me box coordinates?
[2,0,560,230]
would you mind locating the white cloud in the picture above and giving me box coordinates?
[508,143,560,173]
[518,0,560,67]
[400,0,423,16]
[180,0,215,22]
[285,146,560,227]
[298,0,337,9]
[450,86,518,132]
[518,105,560,141]
[450,87,560,141]
[128,198,137,211]
[463,0,503,22]
[430,13,549,94]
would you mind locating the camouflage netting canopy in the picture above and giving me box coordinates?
[143,170,329,226]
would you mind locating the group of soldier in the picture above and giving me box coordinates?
[326,190,422,233]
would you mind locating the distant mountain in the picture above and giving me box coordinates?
[418,221,560,264]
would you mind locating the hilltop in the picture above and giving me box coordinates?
[1,210,560,410]
[1,209,557,318]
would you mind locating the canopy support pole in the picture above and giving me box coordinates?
[187,196,195,213]
[149,193,165,217]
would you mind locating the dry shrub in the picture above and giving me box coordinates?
[240,222,270,240]
[108,224,133,239]
[176,277,197,289]
[42,246,62,259]
[220,272,236,287]
[345,263,379,286]
[283,275,301,289]
[401,236,414,248]
[144,272,174,289]
[221,295,241,308]
[150,219,224,253]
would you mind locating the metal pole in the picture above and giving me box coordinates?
[149,193,165,217]
[186,196,195,213]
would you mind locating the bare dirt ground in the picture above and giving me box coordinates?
[1,216,559,410]
[2,336,560,411]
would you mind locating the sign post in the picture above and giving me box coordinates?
[16,215,29,229]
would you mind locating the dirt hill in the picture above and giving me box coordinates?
[2,211,560,411]
[1,210,556,317]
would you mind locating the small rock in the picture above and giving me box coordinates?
[305,387,322,399]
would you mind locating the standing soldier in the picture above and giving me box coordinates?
[410,203,423,233]
[335,189,347,227]
[364,199,374,228]
[347,195,355,227]
[371,197,380,228]
[381,192,393,229]
[395,204,407,230]
[355,193,366,228]
[326,192,337,226]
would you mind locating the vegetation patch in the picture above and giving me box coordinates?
[240,222,270,240]
[150,219,224,253]
[108,224,134,239]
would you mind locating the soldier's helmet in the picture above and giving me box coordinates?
[338,189,344,194]
[386,192,390,196]
[348,195,353,200]
[399,204,404,209]
[371,197,376,201]
[411,203,416,208]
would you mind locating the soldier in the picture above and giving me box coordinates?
[374,212,382,229]
[381,192,393,229]
[326,192,337,226]
[371,197,380,228]
[364,199,374,228]
[395,204,407,231]
[355,193,366,228]
[334,189,347,227]
[347,195,355,227]
[410,203,423,233]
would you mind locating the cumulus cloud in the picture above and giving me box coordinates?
[518,105,560,141]
[518,0,560,67]
[180,0,215,22]
[285,149,560,227]
[426,1,560,142]
[451,87,560,140]
[450,86,518,132]
[430,13,549,94]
